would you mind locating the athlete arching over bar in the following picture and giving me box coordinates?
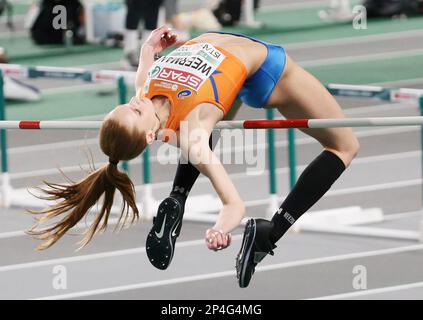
[28,26,359,288]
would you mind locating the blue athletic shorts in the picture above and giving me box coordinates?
[204,31,287,108]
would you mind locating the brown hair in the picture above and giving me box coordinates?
[27,117,147,250]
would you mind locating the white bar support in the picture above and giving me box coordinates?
[299,224,421,242]
[0,173,12,208]
[266,193,280,220]
[139,184,157,221]
[240,0,263,28]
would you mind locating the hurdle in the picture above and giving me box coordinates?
[288,84,423,242]
[0,64,158,217]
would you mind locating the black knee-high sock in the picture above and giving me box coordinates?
[269,150,346,243]
[169,130,221,208]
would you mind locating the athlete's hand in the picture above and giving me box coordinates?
[205,228,232,251]
[142,25,178,54]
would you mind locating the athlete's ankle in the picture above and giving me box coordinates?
[269,208,296,244]
[168,193,187,210]
[254,219,277,252]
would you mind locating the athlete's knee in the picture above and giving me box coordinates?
[345,135,360,163]
[329,136,359,167]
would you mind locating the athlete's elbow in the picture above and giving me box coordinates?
[186,142,210,166]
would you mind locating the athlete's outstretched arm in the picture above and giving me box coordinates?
[135,26,177,97]
[179,128,245,250]
[166,100,242,207]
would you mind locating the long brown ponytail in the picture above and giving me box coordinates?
[27,116,147,250]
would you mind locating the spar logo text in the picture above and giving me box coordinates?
[157,67,202,90]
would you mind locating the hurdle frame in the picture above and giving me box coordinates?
[0,65,160,216]
[240,0,264,28]
[290,83,423,242]
[0,70,11,208]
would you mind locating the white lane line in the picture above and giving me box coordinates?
[35,271,238,300]
[347,126,418,139]
[34,243,423,300]
[343,103,415,115]
[373,77,423,87]
[42,82,114,94]
[301,48,423,68]
[286,29,423,50]
[0,236,241,272]
[0,230,26,239]
[310,281,423,300]
[6,233,423,276]
[9,138,100,155]
[0,216,124,239]
[383,210,423,221]
[0,248,146,272]
[261,0,327,11]
[352,150,420,164]
[242,178,422,208]
[326,179,422,197]
[259,0,327,12]
[0,30,27,39]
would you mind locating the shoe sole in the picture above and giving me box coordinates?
[237,219,256,288]
[146,197,182,270]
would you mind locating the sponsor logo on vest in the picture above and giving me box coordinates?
[177,89,192,99]
[157,67,202,90]
[153,81,179,91]
[150,66,161,77]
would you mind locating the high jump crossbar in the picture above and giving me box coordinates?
[1,117,423,130]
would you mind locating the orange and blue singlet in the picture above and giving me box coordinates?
[144,31,286,137]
